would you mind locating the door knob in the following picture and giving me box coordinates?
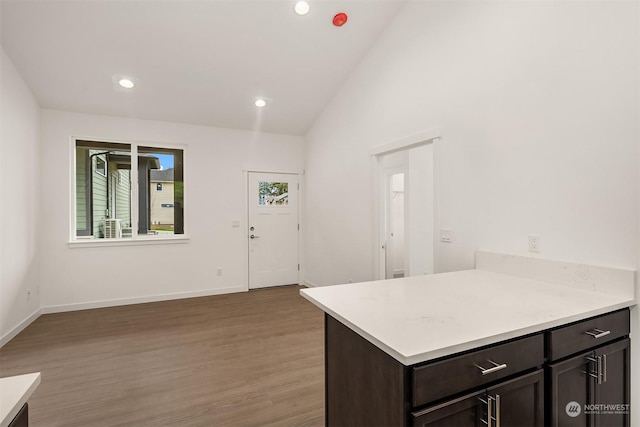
[250,234,260,239]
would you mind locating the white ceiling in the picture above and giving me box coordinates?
[1,0,405,136]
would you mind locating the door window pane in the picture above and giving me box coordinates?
[259,182,289,206]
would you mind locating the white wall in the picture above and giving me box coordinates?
[305,0,638,282]
[40,109,304,310]
[408,143,434,276]
[0,48,42,344]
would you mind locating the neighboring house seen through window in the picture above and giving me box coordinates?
[74,140,185,240]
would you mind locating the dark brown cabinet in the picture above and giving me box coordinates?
[413,370,544,427]
[325,315,545,427]
[324,308,630,427]
[8,403,28,427]
[412,391,485,427]
[547,310,630,427]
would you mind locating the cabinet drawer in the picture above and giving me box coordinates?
[547,309,630,362]
[412,334,543,407]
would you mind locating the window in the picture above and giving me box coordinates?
[95,157,106,176]
[74,140,185,240]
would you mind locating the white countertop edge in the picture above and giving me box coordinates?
[0,372,41,427]
[301,290,635,366]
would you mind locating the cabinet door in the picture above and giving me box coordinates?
[593,338,630,427]
[487,369,544,427]
[548,350,594,427]
[412,390,485,427]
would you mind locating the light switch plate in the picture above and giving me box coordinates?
[440,228,452,243]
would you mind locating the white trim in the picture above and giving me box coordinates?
[69,136,77,241]
[370,128,442,157]
[130,143,139,237]
[41,285,247,314]
[68,236,190,248]
[242,170,250,291]
[432,139,442,274]
[302,279,319,288]
[0,308,42,349]
[242,168,303,175]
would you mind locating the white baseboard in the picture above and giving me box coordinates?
[302,279,319,288]
[0,308,42,348]
[41,285,247,314]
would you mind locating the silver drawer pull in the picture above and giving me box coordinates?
[475,360,508,375]
[585,328,611,339]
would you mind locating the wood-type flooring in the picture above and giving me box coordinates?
[0,285,324,427]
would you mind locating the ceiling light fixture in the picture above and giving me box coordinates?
[294,1,310,15]
[118,78,135,89]
[255,99,267,107]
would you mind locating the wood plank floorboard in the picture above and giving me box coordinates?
[0,285,325,427]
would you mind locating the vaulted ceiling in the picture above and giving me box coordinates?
[1,0,405,135]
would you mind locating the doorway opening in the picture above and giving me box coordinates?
[388,173,406,279]
[374,135,438,280]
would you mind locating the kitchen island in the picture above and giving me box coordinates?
[300,252,635,426]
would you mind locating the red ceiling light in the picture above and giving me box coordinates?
[333,12,348,27]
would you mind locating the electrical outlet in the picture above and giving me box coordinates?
[528,235,540,252]
[216,268,222,276]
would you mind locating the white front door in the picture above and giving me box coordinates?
[248,172,299,289]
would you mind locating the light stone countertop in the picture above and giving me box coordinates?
[300,267,636,366]
[0,372,41,427]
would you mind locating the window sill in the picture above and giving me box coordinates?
[68,236,190,248]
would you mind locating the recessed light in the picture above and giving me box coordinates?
[254,99,267,107]
[294,1,310,15]
[118,78,135,89]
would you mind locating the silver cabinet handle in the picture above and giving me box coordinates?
[480,395,495,426]
[488,395,494,426]
[495,394,501,427]
[585,328,611,339]
[597,355,603,384]
[586,355,603,384]
[250,234,260,239]
[602,354,607,383]
[475,360,508,375]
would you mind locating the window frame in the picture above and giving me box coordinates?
[68,136,189,247]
